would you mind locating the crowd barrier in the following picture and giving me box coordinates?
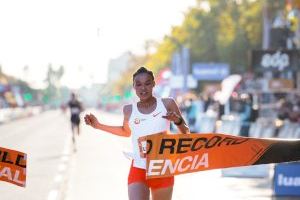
[249,118,276,138]
[0,108,11,123]
[193,113,217,133]
[0,106,43,123]
[277,121,300,139]
[221,165,271,178]
[248,119,300,139]
[215,119,241,135]
[193,113,300,139]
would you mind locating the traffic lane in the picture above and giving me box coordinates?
[0,110,62,143]
[65,110,131,200]
[0,110,72,200]
[173,169,273,200]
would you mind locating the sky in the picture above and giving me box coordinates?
[0,0,196,89]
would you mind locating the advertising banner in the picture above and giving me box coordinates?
[192,63,229,80]
[274,162,300,196]
[251,50,300,72]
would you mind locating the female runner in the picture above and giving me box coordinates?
[84,67,190,200]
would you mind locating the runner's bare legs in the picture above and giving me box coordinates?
[152,186,173,200]
[71,123,78,152]
[128,183,150,200]
[128,183,172,200]
[77,124,80,136]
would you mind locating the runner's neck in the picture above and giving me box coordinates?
[138,97,156,109]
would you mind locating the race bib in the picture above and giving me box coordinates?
[138,138,148,158]
[71,107,80,114]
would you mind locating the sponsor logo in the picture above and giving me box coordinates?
[278,174,300,187]
[138,140,148,158]
[261,51,290,71]
[134,118,146,124]
[153,111,162,117]
[134,118,140,124]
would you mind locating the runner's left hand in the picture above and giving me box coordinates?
[162,111,181,123]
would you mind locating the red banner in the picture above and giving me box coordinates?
[141,133,300,179]
[0,147,27,187]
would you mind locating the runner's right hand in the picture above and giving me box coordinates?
[84,113,100,129]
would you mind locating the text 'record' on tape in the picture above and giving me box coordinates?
[140,133,300,178]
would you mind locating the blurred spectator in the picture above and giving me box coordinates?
[278,100,293,120]
[277,94,300,123]
[217,102,225,120]
[0,96,8,108]
[186,99,197,132]
[204,95,213,113]
[273,10,289,28]
[239,94,252,137]
[60,103,67,114]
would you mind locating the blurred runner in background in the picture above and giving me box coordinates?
[68,92,84,151]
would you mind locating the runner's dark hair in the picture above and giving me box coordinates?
[133,67,154,81]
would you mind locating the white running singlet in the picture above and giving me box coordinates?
[128,97,170,169]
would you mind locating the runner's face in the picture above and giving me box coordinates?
[133,73,155,100]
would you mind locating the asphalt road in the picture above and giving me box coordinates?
[0,110,72,200]
[0,109,296,200]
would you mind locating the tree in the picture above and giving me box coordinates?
[43,64,65,106]
[146,0,263,74]
[112,0,266,92]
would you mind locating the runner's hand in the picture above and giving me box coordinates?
[162,111,181,123]
[84,113,100,129]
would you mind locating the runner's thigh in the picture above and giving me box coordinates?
[151,186,173,200]
[128,182,150,200]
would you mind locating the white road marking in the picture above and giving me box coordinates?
[46,132,73,200]
[47,190,58,200]
[54,174,63,183]
[58,163,67,172]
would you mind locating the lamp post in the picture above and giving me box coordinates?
[168,36,190,94]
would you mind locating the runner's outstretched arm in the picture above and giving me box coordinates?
[84,106,131,137]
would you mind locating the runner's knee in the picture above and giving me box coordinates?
[151,186,173,200]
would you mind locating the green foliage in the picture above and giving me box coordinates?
[148,0,264,73]
[43,64,65,106]
[113,0,270,91]
[23,93,33,102]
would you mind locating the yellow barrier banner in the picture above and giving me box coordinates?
[0,147,27,187]
[141,133,300,179]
